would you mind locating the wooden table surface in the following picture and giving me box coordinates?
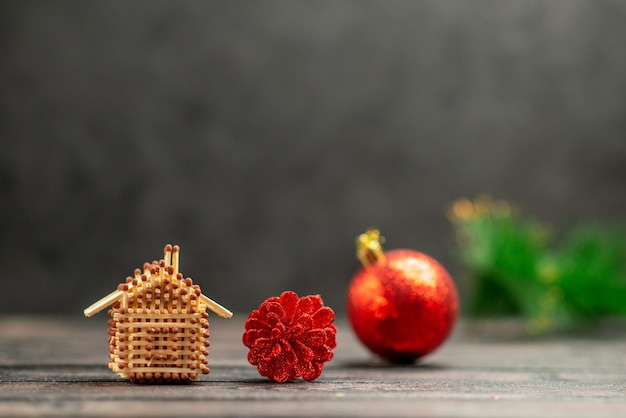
[0,315,625,417]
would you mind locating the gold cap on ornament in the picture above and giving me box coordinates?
[356,229,386,267]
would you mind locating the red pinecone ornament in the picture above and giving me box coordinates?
[243,291,337,382]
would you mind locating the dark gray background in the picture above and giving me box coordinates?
[1,0,624,316]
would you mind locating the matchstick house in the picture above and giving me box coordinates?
[84,244,232,384]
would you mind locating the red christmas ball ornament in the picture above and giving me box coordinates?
[243,291,337,382]
[347,229,459,363]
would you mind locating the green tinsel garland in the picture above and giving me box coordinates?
[449,196,626,335]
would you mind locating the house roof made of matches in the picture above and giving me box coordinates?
[84,244,232,319]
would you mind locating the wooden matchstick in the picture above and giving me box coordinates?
[164,244,172,267]
[172,245,180,276]
[200,294,233,318]
[84,289,123,317]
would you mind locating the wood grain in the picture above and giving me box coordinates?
[1,315,625,417]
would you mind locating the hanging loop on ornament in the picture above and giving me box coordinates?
[356,229,386,266]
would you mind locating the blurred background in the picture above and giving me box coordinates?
[1,0,624,316]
